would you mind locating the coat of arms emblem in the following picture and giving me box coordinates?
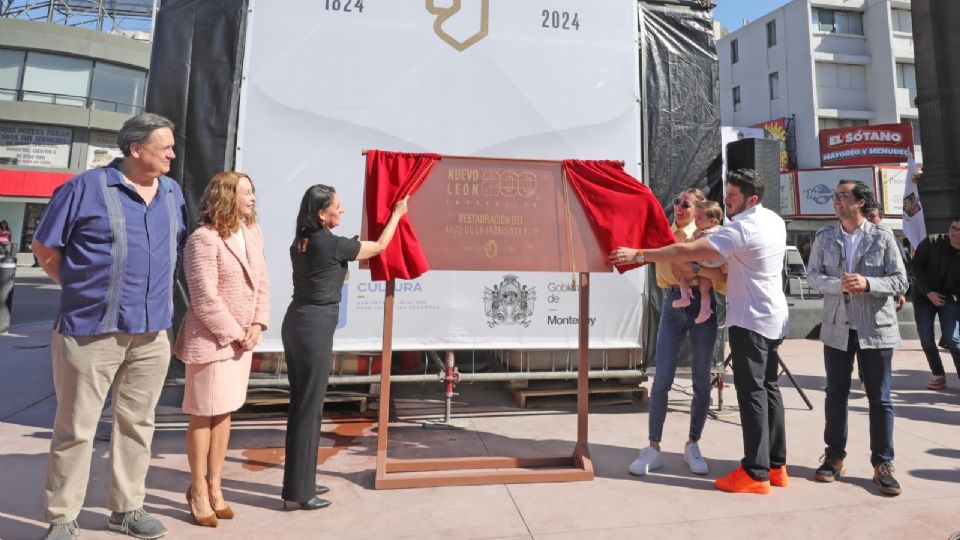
[483,275,535,328]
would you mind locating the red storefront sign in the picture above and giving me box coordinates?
[819,122,914,167]
[0,168,72,198]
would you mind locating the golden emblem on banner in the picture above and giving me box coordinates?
[483,239,498,258]
[426,0,490,52]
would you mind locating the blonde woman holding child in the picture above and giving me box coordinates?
[627,188,728,478]
[672,200,725,324]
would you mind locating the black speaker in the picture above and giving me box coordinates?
[726,138,781,212]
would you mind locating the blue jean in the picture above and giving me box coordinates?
[648,287,717,443]
[823,331,895,466]
[913,297,960,378]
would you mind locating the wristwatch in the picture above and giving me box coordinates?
[691,262,701,275]
[634,251,645,264]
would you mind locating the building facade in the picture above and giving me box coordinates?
[718,0,917,250]
[0,17,150,254]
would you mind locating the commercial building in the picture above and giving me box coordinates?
[717,0,917,250]
[0,9,150,255]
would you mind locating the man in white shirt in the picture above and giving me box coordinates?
[610,168,789,494]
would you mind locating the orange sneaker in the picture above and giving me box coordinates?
[714,466,771,494]
[769,465,790,487]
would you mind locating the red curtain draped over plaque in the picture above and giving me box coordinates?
[562,160,675,273]
[364,150,440,281]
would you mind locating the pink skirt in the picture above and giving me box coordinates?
[182,350,252,416]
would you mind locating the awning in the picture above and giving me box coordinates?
[0,168,73,198]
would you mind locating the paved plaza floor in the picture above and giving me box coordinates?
[1,318,959,539]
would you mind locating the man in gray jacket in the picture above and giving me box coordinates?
[807,179,907,496]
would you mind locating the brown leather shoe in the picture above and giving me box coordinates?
[814,455,845,482]
[186,486,218,527]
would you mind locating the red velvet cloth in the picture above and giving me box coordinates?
[364,150,440,281]
[562,160,675,273]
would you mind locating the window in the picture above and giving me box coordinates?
[891,9,912,33]
[818,118,869,130]
[21,52,92,107]
[90,62,146,114]
[896,63,917,89]
[910,119,921,146]
[0,48,25,101]
[769,72,780,100]
[766,20,777,47]
[731,39,739,64]
[0,47,147,112]
[815,62,867,90]
[812,8,864,35]
[733,86,741,111]
[835,11,864,35]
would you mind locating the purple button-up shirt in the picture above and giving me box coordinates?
[34,159,187,336]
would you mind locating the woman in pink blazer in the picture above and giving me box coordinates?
[174,171,269,527]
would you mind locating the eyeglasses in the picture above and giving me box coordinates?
[673,199,693,209]
[949,226,960,234]
[832,191,854,202]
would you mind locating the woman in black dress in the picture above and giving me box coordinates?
[281,184,407,509]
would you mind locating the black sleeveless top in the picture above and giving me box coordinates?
[289,229,361,306]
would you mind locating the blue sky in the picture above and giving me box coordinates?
[713,0,791,32]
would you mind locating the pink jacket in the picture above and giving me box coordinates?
[174,223,270,364]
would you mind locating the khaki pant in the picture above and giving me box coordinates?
[44,330,170,523]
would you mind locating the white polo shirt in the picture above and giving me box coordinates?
[707,204,789,340]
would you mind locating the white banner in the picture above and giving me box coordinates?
[780,171,796,215]
[237,0,644,351]
[879,166,906,216]
[795,166,875,217]
[86,131,123,170]
[0,122,72,168]
[902,153,926,248]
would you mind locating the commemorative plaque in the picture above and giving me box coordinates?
[406,157,609,272]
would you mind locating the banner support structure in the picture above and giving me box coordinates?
[374,274,594,489]
[360,149,623,167]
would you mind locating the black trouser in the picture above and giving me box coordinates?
[281,302,338,503]
[729,326,786,481]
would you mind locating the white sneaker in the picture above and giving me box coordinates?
[683,442,708,475]
[628,446,662,476]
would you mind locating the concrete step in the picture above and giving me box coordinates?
[785,294,924,340]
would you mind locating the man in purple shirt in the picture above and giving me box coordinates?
[33,113,186,540]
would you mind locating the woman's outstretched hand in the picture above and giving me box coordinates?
[609,247,639,265]
[392,196,409,218]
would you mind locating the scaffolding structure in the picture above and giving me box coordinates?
[0,0,156,38]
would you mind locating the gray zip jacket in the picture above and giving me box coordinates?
[807,221,907,351]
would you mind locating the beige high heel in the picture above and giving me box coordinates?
[186,486,218,527]
[209,487,235,520]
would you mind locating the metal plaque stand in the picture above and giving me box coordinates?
[374,274,595,489]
